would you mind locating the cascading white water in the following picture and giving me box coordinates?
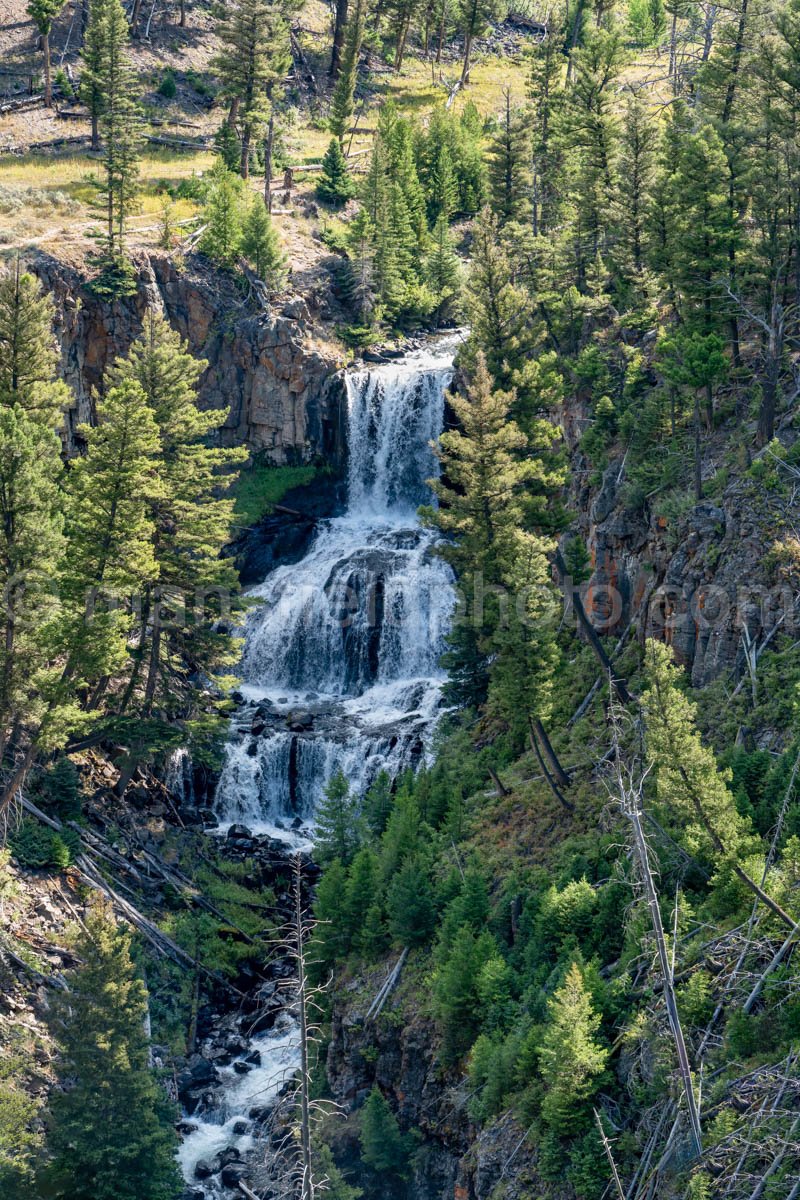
[179,336,460,1196]
[213,335,460,838]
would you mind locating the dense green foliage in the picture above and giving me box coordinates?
[0,273,243,822]
[40,900,181,1200]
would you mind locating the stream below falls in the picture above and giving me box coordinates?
[177,334,461,1196]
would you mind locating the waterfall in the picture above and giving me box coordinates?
[178,336,460,1196]
[212,335,459,839]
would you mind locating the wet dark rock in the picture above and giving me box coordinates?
[233,1060,252,1075]
[232,1119,250,1135]
[227,824,253,840]
[194,1161,213,1180]
[221,1163,249,1188]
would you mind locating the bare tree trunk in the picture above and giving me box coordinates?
[694,392,703,501]
[264,111,274,212]
[554,548,633,706]
[293,859,314,1200]
[436,0,447,63]
[611,735,703,1160]
[460,29,473,85]
[487,766,508,797]
[330,0,349,77]
[529,718,574,812]
[531,717,571,787]
[43,32,53,106]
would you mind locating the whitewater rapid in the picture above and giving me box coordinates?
[178,334,460,1195]
[212,335,460,837]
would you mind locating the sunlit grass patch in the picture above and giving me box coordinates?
[233,462,318,527]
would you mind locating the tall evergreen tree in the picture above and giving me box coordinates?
[27,0,64,107]
[213,0,290,177]
[612,91,657,281]
[93,0,142,294]
[527,26,565,234]
[330,0,366,144]
[538,961,608,1135]
[560,26,623,288]
[0,265,70,422]
[359,1087,412,1179]
[41,900,181,1200]
[60,379,161,693]
[423,214,462,326]
[108,311,245,717]
[488,88,532,226]
[421,354,537,584]
[200,164,245,269]
[315,769,362,866]
[0,268,68,815]
[80,0,111,151]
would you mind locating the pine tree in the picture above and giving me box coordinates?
[200,164,245,268]
[642,640,797,930]
[92,0,142,295]
[27,0,64,107]
[427,139,459,225]
[330,0,366,144]
[343,846,380,949]
[108,311,245,718]
[0,265,70,423]
[0,268,68,814]
[434,925,496,1063]
[212,0,290,177]
[309,859,350,980]
[386,855,436,946]
[316,137,354,206]
[612,91,657,281]
[315,769,362,866]
[80,0,111,151]
[663,124,732,333]
[460,208,540,401]
[359,1088,412,1179]
[527,26,565,235]
[60,379,160,692]
[423,214,462,326]
[41,899,182,1200]
[421,353,538,584]
[363,769,393,836]
[457,0,500,85]
[488,88,532,226]
[345,207,378,326]
[560,26,623,288]
[241,199,288,294]
[538,961,608,1135]
[488,532,560,751]
[379,105,426,242]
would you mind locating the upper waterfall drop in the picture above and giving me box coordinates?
[213,334,462,836]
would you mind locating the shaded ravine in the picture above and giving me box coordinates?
[178,334,461,1195]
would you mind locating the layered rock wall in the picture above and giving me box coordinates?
[30,251,346,465]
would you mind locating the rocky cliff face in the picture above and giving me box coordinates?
[31,250,346,465]
[325,972,540,1200]
[564,417,793,691]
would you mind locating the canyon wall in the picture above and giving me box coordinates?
[31,250,347,465]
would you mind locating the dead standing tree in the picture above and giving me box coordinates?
[250,855,343,1200]
[607,706,704,1161]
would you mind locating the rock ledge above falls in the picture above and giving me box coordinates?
[29,249,347,466]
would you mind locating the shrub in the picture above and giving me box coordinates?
[158,71,177,99]
[9,819,78,869]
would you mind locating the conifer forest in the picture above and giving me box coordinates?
[3,0,800,1197]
